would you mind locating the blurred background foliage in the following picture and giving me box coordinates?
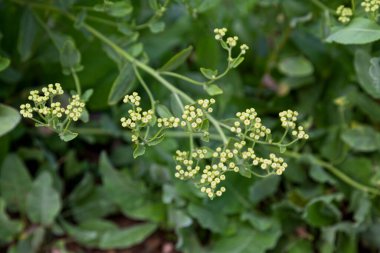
[1,0,380,252]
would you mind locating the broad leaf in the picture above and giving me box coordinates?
[278,56,314,77]
[210,224,281,253]
[188,204,228,233]
[99,223,157,249]
[108,62,136,105]
[26,172,61,226]
[354,50,380,98]
[341,126,379,152]
[0,104,21,137]
[0,154,32,212]
[326,18,380,45]
[17,8,37,61]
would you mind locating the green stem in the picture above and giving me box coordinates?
[71,68,82,96]
[133,64,155,111]
[351,0,356,12]
[284,151,380,196]
[160,71,205,86]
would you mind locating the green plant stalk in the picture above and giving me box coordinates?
[133,64,155,111]
[71,68,81,96]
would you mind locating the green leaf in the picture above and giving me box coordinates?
[341,126,379,152]
[99,152,146,210]
[249,176,280,204]
[168,208,192,229]
[0,56,10,72]
[81,89,94,102]
[108,62,136,105]
[200,68,218,79]
[133,144,146,158]
[159,46,193,71]
[0,104,21,137]
[59,131,78,142]
[17,8,37,61]
[99,223,157,249]
[278,56,314,77]
[156,104,173,118]
[0,198,24,245]
[0,154,32,212]
[210,224,281,253]
[205,84,223,96]
[107,1,133,17]
[326,18,380,44]
[26,172,61,226]
[303,194,343,227]
[149,21,165,33]
[231,57,244,68]
[354,50,380,99]
[188,204,228,233]
[59,39,82,75]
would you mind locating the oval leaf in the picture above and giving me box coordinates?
[326,18,380,45]
[26,172,61,226]
[278,56,314,77]
[0,104,21,137]
[99,223,157,249]
[108,62,136,105]
[159,46,193,72]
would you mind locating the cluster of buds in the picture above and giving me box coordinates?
[291,126,309,140]
[279,110,298,129]
[361,0,380,12]
[157,117,184,128]
[19,83,86,141]
[121,92,154,130]
[65,95,85,121]
[182,99,215,130]
[336,5,353,23]
[20,83,85,123]
[214,28,227,40]
[174,150,200,180]
[240,44,249,54]
[226,36,239,47]
[231,108,271,141]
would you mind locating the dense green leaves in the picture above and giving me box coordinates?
[326,18,380,44]
[26,172,61,226]
[0,104,21,137]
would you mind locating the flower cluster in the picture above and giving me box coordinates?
[157,117,183,128]
[226,36,239,47]
[214,28,227,40]
[182,99,215,130]
[120,93,154,144]
[336,5,353,23]
[19,83,86,141]
[65,95,85,121]
[361,0,380,12]
[279,110,308,140]
[20,84,85,122]
[231,108,271,141]
[240,44,249,54]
